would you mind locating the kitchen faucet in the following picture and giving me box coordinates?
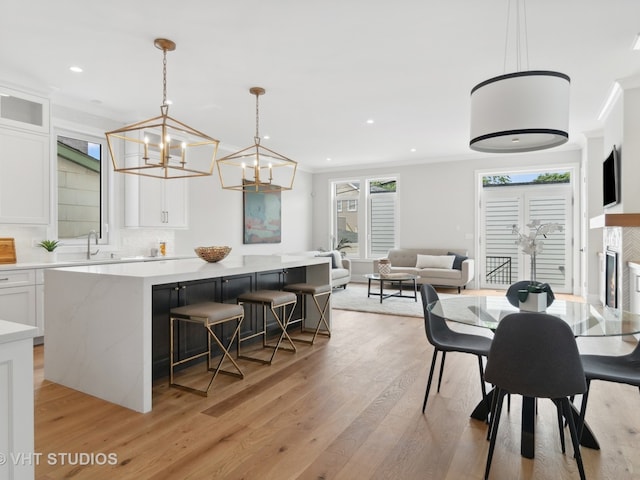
[87,230,100,259]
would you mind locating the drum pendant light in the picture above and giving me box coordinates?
[469,0,570,153]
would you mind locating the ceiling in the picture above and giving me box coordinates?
[2,0,640,172]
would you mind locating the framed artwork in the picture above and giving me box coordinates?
[243,184,282,244]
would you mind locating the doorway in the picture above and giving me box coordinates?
[479,172,573,293]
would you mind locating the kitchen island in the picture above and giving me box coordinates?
[44,255,331,413]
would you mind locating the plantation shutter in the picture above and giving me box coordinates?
[369,193,396,256]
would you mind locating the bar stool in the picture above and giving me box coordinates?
[237,289,297,364]
[282,283,332,344]
[169,301,244,396]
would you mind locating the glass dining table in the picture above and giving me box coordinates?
[427,295,640,459]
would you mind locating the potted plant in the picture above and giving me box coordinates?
[38,239,61,262]
[512,220,563,283]
[333,237,351,257]
[517,281,554,312]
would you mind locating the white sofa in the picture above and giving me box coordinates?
[373,248,473,293]
[289,251,351,288]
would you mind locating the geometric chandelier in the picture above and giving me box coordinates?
[216,87,297,192]
[106,38,220,179]
[469,0,570,154]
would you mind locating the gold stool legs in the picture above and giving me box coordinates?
[237,298,298,365]
[170,312,244,396]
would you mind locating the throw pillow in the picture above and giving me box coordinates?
[330,250,343,269]
[447,252,468,270]
[415,254,455,269]
[315,251,342,269]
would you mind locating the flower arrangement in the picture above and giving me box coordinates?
[511,220,563,282]
[37,239,61,252]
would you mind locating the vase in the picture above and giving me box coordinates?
[519,291,547,312]
[44,251,58,263]
[378,259,391,276]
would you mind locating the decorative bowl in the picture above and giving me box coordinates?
[194,246,231,263]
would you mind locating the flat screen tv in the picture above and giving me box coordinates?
[603,146,620,208]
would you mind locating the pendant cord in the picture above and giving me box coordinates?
[503,0,529,73]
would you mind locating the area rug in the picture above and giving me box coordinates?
[331,283,453,317]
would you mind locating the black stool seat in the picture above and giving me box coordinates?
[169,301,244,396]
[237,289,298,364]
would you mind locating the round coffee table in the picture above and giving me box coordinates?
[363,273,419,303]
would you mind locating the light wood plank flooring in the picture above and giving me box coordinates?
[34,289,640,479]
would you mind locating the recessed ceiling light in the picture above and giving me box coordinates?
[69,66,83,73]
[326,157,332,162]
[633,33,640,50]
[366,119,374,124]
[410,148,416,152]
[263,135,270,140]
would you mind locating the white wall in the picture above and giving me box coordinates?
[312,149,582,287]
[174,168,313,255]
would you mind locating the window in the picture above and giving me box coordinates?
[56,130,108,242]
[332,176,397,258]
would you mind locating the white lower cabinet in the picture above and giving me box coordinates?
[0,270,36,331]
[0,320,37,480]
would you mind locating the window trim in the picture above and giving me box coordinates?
[330,174,399,259]
[53,123,110,245]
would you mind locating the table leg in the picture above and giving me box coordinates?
[379,279,383,303]
[521,396,535,458]
[368,278,372,298]
[413,279,417,301]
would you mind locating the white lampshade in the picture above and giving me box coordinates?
[470,70,570,153]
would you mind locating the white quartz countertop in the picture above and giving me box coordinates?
[47,254,330,284]
[0,319,37,345]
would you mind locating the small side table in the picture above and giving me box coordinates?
[364,273,418,303]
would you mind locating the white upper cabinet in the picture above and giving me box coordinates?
[0,86,50,133]
[0,86,50,225]
[125,174,187,228]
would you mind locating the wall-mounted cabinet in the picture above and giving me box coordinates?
[0,86,50,225]
[125,174,187,228]
[0,86,50,133]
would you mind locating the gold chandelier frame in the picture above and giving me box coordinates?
[106,38,220,179]
[216,87,297,192]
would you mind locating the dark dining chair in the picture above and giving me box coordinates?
[578,341,640,438]
[484,312,587,480]
[420,284,492,414]
[505,280,555,308]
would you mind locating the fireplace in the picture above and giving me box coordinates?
[605,250,618,308]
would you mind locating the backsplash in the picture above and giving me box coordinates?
[0,225,176,263]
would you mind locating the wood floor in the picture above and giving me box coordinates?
[34,290,640,479]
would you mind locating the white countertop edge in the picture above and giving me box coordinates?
[0,319,38,345]
[45,255,331,283]
[0,255,193,271]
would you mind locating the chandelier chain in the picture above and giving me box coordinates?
[254,92,260,144]
[162,48,168,106]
